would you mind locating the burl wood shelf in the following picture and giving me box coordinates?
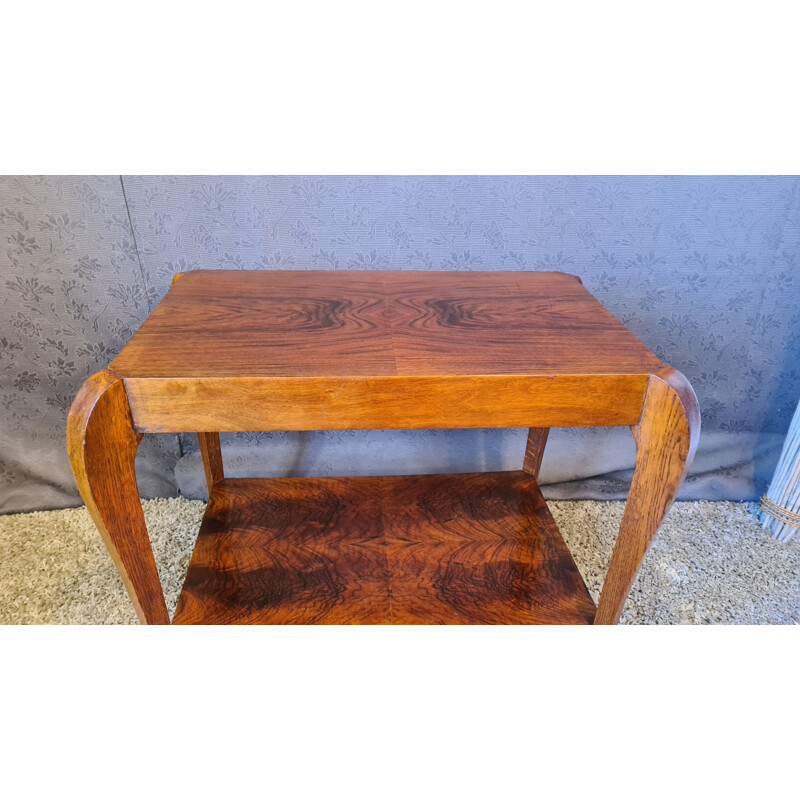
[173,473,596,625]
[67,270,700,625]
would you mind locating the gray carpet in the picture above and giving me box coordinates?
[1,499,797,624]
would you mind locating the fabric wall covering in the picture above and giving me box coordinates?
[1,175,798,513]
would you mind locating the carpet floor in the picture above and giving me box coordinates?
[1,498,798,624]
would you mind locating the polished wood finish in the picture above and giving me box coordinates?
[69,269,700,625]
[112,270,661,433]
[124,373,650,433]
[67,369,169,624]
[112,270,662,379]
[114,271,396,379]
[523,428,549,478]
[384,271,661,376]
[594,367,700,624]
[197,432,224,492]
[172,472,597,625]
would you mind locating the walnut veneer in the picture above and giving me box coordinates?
[68,269,699,625]
[173,473,596,625]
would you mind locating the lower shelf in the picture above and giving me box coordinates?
[172,472,596,625]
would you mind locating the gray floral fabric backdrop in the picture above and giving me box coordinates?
[1,175,798,513]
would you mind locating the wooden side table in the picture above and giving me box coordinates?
[67,270,699,625]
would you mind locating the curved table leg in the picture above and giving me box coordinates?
[67,369,169,625]
[595,367,700,625]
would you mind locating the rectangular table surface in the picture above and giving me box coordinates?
[172,472,597,625]
[111,270,662,379]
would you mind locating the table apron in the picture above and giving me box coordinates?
[123,374,650,433]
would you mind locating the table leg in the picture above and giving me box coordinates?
[523,427,550,479]
[67,369,169,625]
[197,432,224,493]
[595,367,700,624]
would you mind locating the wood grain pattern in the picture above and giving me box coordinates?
[523,428,549,477]
[594,366,700,624]
[69,270,698,625]
[66,369,169,624]
[384,271,663,375]
[111,270,661,379]
[112,271,395,379]
[172,472,597,625]
[111,269,661,433]
[123,373,650,433]
[197,432,224,492]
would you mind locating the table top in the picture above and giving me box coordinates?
[111,269,662,379]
